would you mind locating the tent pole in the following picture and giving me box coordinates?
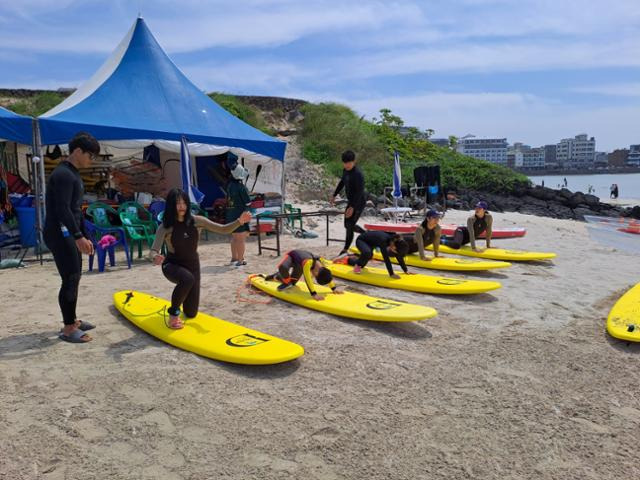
[32,119,45,265]
[280,148,287,209]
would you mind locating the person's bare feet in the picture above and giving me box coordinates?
[168,315,184,329]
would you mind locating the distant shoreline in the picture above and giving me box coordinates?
[521,167,640,176]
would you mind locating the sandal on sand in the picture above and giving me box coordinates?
[59,320,95,334]
[59,329,92,343]
[77,320,96,331]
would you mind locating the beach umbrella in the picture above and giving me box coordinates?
[180,136,204,204]
[392,150,402,207]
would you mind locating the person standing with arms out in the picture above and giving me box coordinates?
[151,188,251,329]
[44,132,99,343]
[330,150,366,255]
[226,162,252,267]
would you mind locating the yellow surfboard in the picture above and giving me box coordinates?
[324,262,501,294]
[428,244,556,261]
[250,275,437,322]
[113,291,304,365]
[350,248,511,271]
[607,282,640,342]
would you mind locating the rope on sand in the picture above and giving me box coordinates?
[236,275,273,305]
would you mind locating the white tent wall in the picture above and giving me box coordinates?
[101,140,284,199]
[16,143,32,183]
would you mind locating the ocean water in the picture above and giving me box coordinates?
[528,172,640,203]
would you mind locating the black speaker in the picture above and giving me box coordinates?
[413,166,429,187]
[426,165,441,185]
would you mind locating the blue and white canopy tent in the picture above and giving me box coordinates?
[35,17,286,209]
[0,107,33,145]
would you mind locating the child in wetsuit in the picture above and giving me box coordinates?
[150,188,251,329]
[265,249,341,301]
[336,231,410,279]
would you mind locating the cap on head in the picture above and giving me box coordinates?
[475,201,489,210]
[231,164,249,181]
[426,209,441,219]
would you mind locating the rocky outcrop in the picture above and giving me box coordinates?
[443,185,639,220]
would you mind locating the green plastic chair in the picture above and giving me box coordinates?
[117,201,156,236]
[119,212,156,259]
[86,202,120,229]
[284,203,303,231]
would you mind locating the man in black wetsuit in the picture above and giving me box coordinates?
[330,150,366,255]
[44,132,100,343]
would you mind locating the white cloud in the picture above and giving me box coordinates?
[339,39,640,79]
[572,83,640,97]
[183,60,315,93]
[149,2,422,52]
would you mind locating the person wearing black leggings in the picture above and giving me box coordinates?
[44,132,100,344]
[335,231,410,279]
[330,150,366,255]
[150,188,251,329]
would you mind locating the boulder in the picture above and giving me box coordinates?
[558,188,573,200]
[583,194,600,206]
[572,207,598,220]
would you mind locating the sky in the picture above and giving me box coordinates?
[0,0,638,151]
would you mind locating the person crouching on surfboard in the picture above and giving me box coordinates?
[150,188,251,329]
[403,209,442,261]
[265,250,342,301]
[442,201,492,252]
[334,231,410,279]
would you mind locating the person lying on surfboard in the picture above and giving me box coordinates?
[264,249,342,301]
[149,188,252,329]
[442,201,493,252]
[334,231,410,279]
[402,209,442,261]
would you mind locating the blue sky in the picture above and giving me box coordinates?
[1,0,638,151]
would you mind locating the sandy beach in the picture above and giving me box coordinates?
[1,207,640,480]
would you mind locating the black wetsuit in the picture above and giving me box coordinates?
[349,231,408,276]
[43,161,86,326]
[151,215,241,318]
[403,222,441,255]
[445,214,492,249]
[333,166,366,251]
[268,249,336,296]
[161,220,201,318]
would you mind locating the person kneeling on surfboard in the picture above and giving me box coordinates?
[336,231,410,279]
[442,201,493,252]
[265,250,341,301]
[150,188,252,329]
[403,209,442,261]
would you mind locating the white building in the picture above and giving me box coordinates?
[523,147,545,169]
[507,143,545,169]
[456,135,508,166]
[556,134,596,168]
[627,144,640,166]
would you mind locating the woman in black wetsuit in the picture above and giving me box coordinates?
[150,188,251,329]
[402,209,442,261]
